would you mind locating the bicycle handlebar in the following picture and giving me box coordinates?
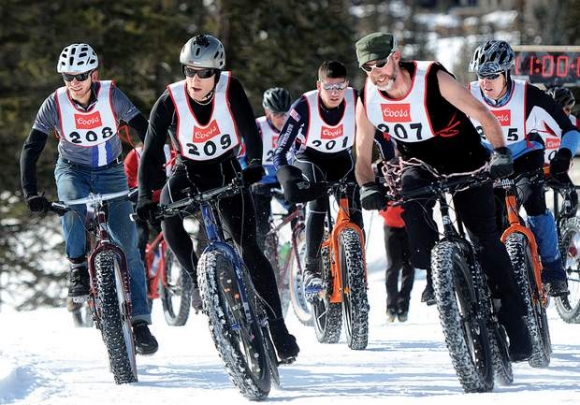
[155,180,244,219]
[50,189,131,214]
[392,172,491,202]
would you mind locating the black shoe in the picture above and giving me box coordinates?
[68,266,90,299]
[421,284,436,306]
[397,310,408,323]
[269,319,300,362]
[545,279,569,297]
[498,303,532,362]
[191,284,203,312]
[133,321,159,355]
[386,308,396,323]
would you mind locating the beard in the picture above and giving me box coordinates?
[376,73,397,92]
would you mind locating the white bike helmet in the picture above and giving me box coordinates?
[57,43,99,73]
[179,34,225,69]
[469,39,515,75]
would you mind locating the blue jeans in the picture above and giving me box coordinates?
[55,158,150,323]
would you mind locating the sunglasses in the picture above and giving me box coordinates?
[320,81,348,92]
[183,66,216,79]
[361,57,391,73]
[477,72,501,80]
[62,70,93,82]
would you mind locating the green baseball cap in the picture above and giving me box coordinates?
[355,32,397,67]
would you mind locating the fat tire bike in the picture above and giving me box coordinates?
[310,179,369,350]
[50,190,138,384]
[495,172,552,368]
[546,177,580,323]
[384,158,511,392]
[262,188,313,326]
[156,178,287,400]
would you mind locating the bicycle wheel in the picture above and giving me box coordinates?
[431,241,494,393]
[505,232,551,368]
[288,230,314,326]
[556,217,580,323]
[339,228,369,350]
[489,318,513,386]
[312,245,343,344]
[198,249,271,400]
[264,231,290,317]
[160,247,192,326]
[95,250,138,384]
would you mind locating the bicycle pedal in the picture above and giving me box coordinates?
[278,356,296,365]
[71,295,89,304]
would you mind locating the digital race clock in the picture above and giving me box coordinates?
[512,45,580,86]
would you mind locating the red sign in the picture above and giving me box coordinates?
[321,125,344,140]
[75,112,102,129]
[381,104,411,123]
[491,110,511,126]
[193,120,220,143]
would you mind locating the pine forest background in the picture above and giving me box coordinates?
[1,0,580,309]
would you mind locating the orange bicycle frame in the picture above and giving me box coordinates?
[500,192,548,306]
[321,195,367,304]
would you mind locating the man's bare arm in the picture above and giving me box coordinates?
[355,101,378,185]
[437,70,506,149]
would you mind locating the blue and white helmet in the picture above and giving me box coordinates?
[57,43,99,73]
[469,40,515,75]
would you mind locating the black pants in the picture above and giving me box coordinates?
[494,150,546,232]
[384,225,414,313]
[400,165,524,314]
[293,152,363,260]
[160,157,283,320]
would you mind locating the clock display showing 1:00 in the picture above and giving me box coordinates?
[513,51,580,82]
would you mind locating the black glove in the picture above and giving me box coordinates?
[360,182,388,211]
[489,147,514,179]
[241,162,265,186]
[276,165,326,203]
[25,194,49,214]
[136,196,159,224]
[550,148,573,177]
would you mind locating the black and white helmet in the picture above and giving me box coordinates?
[57,43,98,73]
[547,87,576,109]
[180,34,226,69]
[262,87,292,113]
[469,39,515,75]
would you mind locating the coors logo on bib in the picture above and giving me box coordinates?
[491,110,511,126]
[74,112,102,129]
[381,104,411,123]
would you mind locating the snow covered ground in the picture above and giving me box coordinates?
[2,206,580,404]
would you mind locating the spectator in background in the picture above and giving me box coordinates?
[380,204,414,323]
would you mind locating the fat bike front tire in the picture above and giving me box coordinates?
[431,241,494,393]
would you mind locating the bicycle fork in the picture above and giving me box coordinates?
[324,197,367,304]
[500,193,548,306]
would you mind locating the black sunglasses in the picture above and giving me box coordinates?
[183,66,216,79]
[62,70,93,82]
[361,57,390,73]
[477,72,501,80]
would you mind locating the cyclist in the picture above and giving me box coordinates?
[353,32,532,361]
[20,43,158,355]
[135,34,299,361]
[468,39,580,296]
[273,61,363,302]
[241,87,294,251]
[544,86,579,216]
